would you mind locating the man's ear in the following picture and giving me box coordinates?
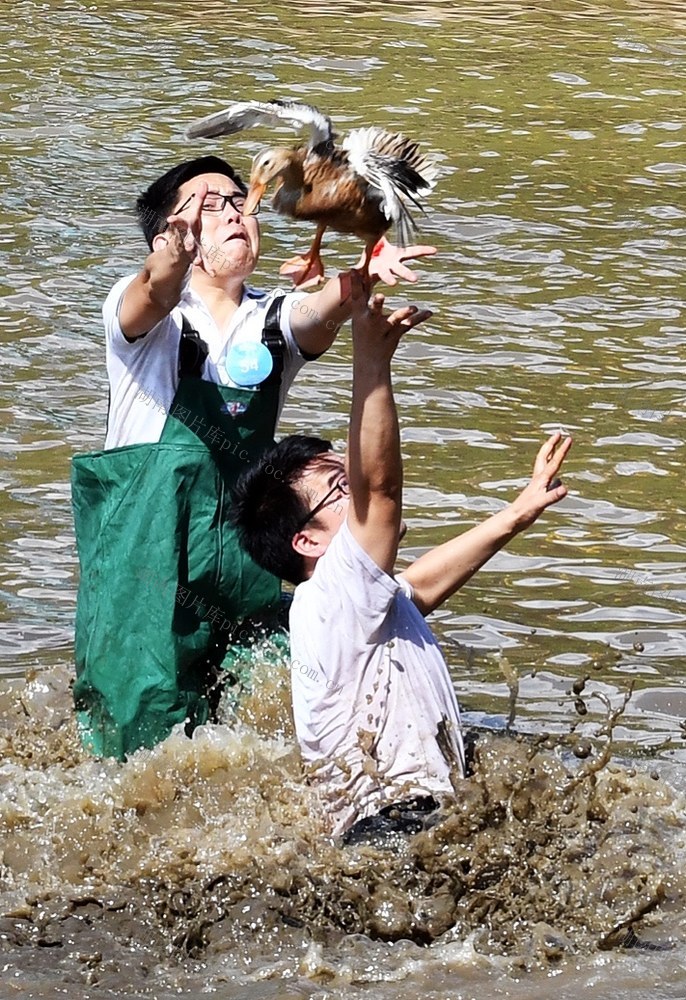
[152,233,169,253]
[292,529,327,559]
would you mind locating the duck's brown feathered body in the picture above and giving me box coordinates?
[187,99,438,284]
[271,148,387,241]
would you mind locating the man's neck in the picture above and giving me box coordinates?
[190,270,247,329]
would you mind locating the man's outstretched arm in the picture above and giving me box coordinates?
[117,182,212,340]
[345,277,432,576]
[401,433,572,616]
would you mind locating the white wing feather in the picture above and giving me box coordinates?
[342,127,438,246]
[187,99,334,149]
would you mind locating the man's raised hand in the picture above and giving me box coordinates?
[165,180,217,277]
[348,271,433,361]
[510,432,573,528]
[360,237,437,286]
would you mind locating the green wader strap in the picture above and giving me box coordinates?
[172,302,288,718]
[72,296,288,760]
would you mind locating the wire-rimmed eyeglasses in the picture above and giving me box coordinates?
[174,190,259,216]
[295,474,350,532]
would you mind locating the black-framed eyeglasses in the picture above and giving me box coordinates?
[174,191,259,216]
[295,474,350,532]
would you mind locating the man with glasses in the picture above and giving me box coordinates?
[231,275,572,839]
[71,155,435,759]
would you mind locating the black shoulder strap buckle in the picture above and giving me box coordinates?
[178,315,209,378]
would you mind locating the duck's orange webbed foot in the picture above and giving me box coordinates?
[279,253,326,289]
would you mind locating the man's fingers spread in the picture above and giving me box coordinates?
[537,433,560,461]
[369,293,386,312]
[392,265,415,283]
[402,308,432,327]
[387,305,418,325]
[549,436,573,469]
[405,244,437,257]
[535,432,570,475]
[545,482,568,503]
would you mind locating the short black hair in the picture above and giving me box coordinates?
[230,435,333,585]
[135,155,247,248]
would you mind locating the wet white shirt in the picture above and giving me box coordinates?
[102,274,309,449]
[290,521,465,835]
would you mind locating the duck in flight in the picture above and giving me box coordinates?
[186,99,438,287]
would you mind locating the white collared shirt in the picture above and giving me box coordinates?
[102,274,308,449]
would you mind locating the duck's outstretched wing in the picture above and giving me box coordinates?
[186,99,335,150]
[342,127,438,246]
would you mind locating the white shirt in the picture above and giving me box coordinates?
[290,521,465,835]
[102,274,309,449]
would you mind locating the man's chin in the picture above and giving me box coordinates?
[217,248,257,280]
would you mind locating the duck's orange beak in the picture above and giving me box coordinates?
[243,182,266,217]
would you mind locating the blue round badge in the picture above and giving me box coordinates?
[225,341,273,387]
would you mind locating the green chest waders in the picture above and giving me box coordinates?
[71,299,286,759]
